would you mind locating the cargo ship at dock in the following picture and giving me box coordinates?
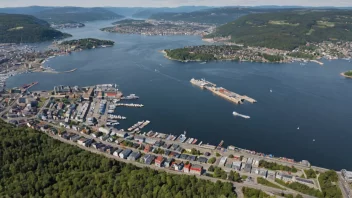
[190,78,257,104]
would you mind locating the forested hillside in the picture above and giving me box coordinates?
[149,7,295,25]
[34,7,123,24]
[208,10,352,50]
[0,120,236,197]
[0,14,70,43]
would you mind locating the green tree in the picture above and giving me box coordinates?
[0,120,237,198]
[208,157,216,164]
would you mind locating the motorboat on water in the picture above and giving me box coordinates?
[233,111,250,119]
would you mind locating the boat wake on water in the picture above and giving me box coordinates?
[135,63,186,84]
[233,111,250,119]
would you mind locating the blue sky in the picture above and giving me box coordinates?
[1,0,352,7]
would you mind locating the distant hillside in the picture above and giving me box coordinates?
[0,14,71,43]
[33,7,124,24]
[105,6,210,18]
[132,6,211,18]
[149,7,294,25]
[208,10,352,50]
[0,6,52,15]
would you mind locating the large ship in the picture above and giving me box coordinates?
[233,111,250,119]
[121,94,139,100]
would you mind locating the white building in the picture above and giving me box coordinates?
[341,169,352,183]
[219,157,227,166]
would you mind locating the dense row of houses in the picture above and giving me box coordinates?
[53,129,205,176]
[217,155,316,187]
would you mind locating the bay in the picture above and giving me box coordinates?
[6,20,352,170]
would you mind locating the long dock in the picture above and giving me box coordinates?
[190,78,256,104]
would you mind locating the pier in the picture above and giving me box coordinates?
[21,82,38,91]
[190,78,256,104]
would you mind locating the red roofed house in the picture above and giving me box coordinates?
[144,145,151,153]
[190,164,203,175]
[105,92,117,99]
[155,155,164,167]
[184,164,191,173]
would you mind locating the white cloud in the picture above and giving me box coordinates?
[1,0,352,7]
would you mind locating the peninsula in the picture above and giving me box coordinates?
[0,14,71,43]
[101,19,215,36]
[341,70,352,78]
[163,45,289,63]
[0,38,114,88]
[163,10,352,64]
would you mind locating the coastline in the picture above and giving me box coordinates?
[161,50,289,64]
[340,72,352,78]
[160,50,328,65]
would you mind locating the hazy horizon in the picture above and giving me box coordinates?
[1,0,352,8]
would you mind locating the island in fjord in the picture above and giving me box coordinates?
[58,38,115,51]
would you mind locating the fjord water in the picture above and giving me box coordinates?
[7,20,352,170]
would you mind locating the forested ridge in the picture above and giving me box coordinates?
[0,120,236,197]
[34,7,123,24]
[0,14,70,43]
[208,10,352,50]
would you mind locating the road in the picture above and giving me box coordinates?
[0,93,20,117]
[339,174,352,198]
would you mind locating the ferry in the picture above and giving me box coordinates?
[121,94,139,100]
[233,111,250,119]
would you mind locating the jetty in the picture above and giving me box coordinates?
[21,82,38,91]
[310,60,324,65]
[190,78,256,104]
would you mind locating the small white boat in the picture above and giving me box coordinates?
[233,111,250,119]
[270,89,273,93]
[297,127,300,130]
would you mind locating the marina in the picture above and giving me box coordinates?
[190,78,257,104]
[116,103,144,108]
[128,120,145,131]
